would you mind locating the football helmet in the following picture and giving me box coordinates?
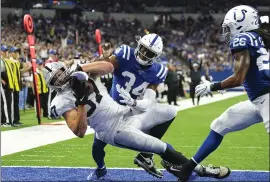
[222,5,260,43]
[135,33,163,66]
[43,62,71,91]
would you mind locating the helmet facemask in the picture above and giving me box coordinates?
[222,24,232,44]
[135,43,158,66]
[47,66,71,91]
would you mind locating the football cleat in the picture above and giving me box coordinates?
[134,153,163,178]
[161,160,231,182]
[197,165,231,179]
[87,166,107,180]
[161,160,182,178]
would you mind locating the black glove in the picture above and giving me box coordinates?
[69,77,94,104]
[74,94,89,106]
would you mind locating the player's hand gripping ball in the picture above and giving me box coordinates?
[69,72,94,100]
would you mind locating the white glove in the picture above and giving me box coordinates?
[119,88,135,106]
[195,80,212,97]
[70,71,89,81]
[218,90,226,95]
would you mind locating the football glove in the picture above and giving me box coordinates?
[75,94,89,106]
[119,88,135,106]
[69,71,93,102]
[195,80,212,97]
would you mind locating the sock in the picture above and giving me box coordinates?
[160,143,188,164]
[149,117,175,139]
[92,136,107,168]
[193,130,223,164]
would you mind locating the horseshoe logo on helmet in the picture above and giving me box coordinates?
[234,9,248,22]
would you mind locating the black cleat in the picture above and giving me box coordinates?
[87,166,107,180]
[197,165,231,179]
[161,160,185,179]
[134,153,163,178]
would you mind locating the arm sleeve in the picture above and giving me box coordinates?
[50,92,76,117]
[134,88,156,112]
[152,64,168,84]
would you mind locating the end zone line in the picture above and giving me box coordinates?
[1,166,269,172]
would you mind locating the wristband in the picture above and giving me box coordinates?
[210,82,222,91]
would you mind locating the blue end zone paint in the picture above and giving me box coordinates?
[1,167,269,182]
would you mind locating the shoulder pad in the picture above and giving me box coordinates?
[230,32,258,52]
[154,63,168,83]
[113,44,132,61]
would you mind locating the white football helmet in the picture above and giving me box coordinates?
[43,62,71,91]
[222,5,260,43]
[135,33,163,66]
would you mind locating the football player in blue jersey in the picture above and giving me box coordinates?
[161,5,270,182]
[89,33,227,180]
[90,33,175,179]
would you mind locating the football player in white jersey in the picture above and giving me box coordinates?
[162,5,270,182]
[43,61,229,181]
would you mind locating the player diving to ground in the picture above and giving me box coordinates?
[90,33,229,180]
[162,5,270,182]
[43,61,230,181]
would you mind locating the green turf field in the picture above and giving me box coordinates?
[0,110,63,131]
[2,95,269,171]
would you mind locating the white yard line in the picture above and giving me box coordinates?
[1,92,245,157]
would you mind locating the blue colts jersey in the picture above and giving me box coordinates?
[230,32,270,101]
[110,44,168,103]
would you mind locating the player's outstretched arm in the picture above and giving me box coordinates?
[79,61,114,78]
[63,105,88,138]
[195,50,250,97]
[92,55,119,69]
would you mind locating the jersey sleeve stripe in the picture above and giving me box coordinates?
[156,64,164,77]
[240,33,254,46]
[246,32,258,46]
[159,67,168,79]
[127,46,131,60]
[122,45,127,59]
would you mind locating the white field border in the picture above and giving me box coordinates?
[1,166,269,172]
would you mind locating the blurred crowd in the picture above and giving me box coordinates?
[2,12,234,72]
[1,11,236,126]
[83,0,268,13]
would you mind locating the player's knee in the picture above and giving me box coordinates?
[210,118,228,136]
[114,128,140,148]
[163,105,178,121]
